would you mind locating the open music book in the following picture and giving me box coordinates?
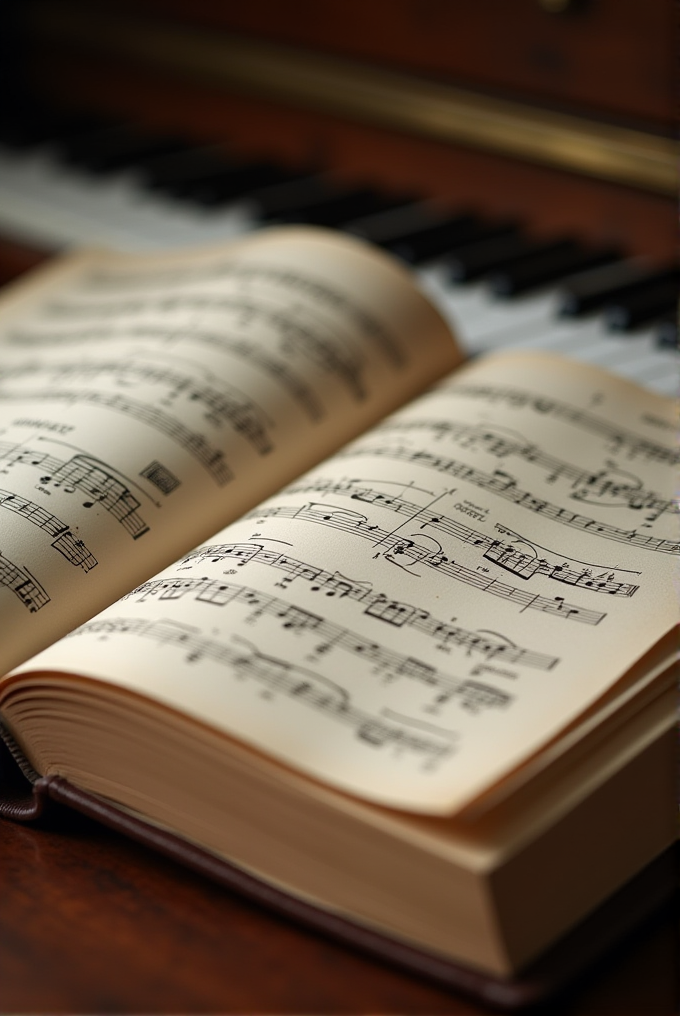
[0,228,676,1001]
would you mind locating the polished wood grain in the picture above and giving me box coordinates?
[0,236,50,287]
[2,9,676,1012]
[114,0,677,128]
[24,53,679,262]
[0,809,677,1015]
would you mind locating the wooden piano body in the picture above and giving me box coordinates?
[2,0,677,263]
[0,3,677,1013]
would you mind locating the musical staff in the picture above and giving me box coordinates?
[7,326,115,347]
[286,479,638,597]
[342,446,680,555]
[123,574,515,716]
[38,294,375,405]
[385,418,677,521]
[0,488,97,571]
[0,552,50,612]
[81,262,406,368]
[245,502,606,624]
[7,324,334,424]
[1,358,273,456]
[481,541,636,594]
[180,541,559,672]
[70,616,456,767]
[0,389,232,486]
[0,442,149,539]
[448,383,680,466]
[153,294,369,402]
[133,326,325,422]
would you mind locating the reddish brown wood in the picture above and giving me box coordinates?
[2,12,676,1010]
[1,16,677,1012]
[0,812,677,1014]
[0,236,50,286]
[26,53,679,263]
[123,0,676,128]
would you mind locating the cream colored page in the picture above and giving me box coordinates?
[0,227,460,674]
[14,351,677,814]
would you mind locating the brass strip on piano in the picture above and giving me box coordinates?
[29,1,678,196]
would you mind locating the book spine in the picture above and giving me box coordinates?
[0,722,51,821]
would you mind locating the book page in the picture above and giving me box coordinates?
[8,352,678,814]
[0,228,460,675]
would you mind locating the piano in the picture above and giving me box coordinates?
[0,2,677,1012]
[0,0,677,391]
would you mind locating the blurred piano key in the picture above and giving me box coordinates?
[238,174,336,220]
[488,240,621,296]
[0,108,675,399]
[55,125,191,176]
[604,273,679,331]
[653,313,678,350]
[385,215,486,263]
[557,258,656,317]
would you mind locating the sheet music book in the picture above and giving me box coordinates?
[0,227,676,1003]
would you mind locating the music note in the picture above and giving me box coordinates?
[0,487,98,571]
[0,553,51,612]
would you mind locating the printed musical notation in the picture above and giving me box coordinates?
[146,295,369,402]
[32,273,401,406]
[133,326,325,422]
[81,261,406,367]
[203,264,405,368]
[449,383,680,466]
[0,553,50,612]
[289,479,639,597]
[2,357,272,459]
[0,488,97,571]
[180,542,559,672]
[71,616,457,768]
[0,442,149,539]
[481,540,635,595]
[246,501,606,625]
[7,324,334,425]
[386,418,677,521]
[344,445,680,556]
[124,574,514,716]
[0,387,232,487]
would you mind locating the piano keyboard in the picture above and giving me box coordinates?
[0,106,676,397]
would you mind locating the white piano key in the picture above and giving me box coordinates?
[0,144,674,397]
[0,178,150,250]
[417,263,677,394]
[0,148,253,250]
[417,269,558,353]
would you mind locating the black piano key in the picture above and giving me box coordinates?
[243,175,336,220]
[345,201,442,244]
[604,275,679,331]
[139,146,231,191]
[654,313,678,350]
[489,241,621,296]
[186,162,305,206]
[273,188,414,227]
[0,104,112,151]
[385,214,484,264]
[434,220,521,268]
[56,126,190,175]
[447,230,537,282]
[557,260,659,316]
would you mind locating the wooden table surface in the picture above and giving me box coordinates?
[0,807,677,1015]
